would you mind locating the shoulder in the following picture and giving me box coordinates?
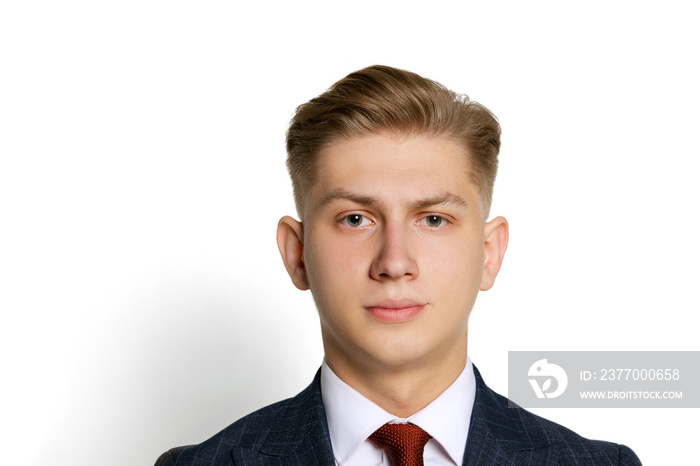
[154,397,291,465]
[514,401,641,465]
[470,365,642,465]
[154,371,331,466]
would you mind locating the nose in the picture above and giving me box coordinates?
[369,223,419,281]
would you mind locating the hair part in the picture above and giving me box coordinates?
[286,65,501,218]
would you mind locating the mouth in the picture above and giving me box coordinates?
[365,299,426,323]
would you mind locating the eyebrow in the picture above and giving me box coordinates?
[316,188,469,212]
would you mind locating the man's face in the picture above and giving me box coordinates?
[278,132,507,378]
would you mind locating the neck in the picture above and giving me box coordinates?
[324,347,467,418]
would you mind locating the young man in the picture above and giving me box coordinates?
[156,66,641,465]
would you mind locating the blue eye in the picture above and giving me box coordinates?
[340,214,372,227]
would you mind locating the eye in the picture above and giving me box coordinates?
[418,215,449,228]
[339,214,373,228]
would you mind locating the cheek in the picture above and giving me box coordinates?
[304,234,367,301]
[426,239,485,301]
[307,229,369,274]
[426,235,484,272]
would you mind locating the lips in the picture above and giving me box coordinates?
[366,299,426,323]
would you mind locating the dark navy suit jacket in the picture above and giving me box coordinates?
[156,365,641,465]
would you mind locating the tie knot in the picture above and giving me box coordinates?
[369,423,432,466]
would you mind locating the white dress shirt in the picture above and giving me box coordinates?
[320,357,475,466]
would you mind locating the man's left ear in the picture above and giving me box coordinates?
[480,216,509,291]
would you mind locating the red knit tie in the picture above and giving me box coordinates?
[369,423,432,466]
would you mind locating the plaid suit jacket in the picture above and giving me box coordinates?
[155,365,641,465]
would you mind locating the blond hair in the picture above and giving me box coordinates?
[286,65,501,217]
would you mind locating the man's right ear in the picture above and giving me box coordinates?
[276,216,310,291]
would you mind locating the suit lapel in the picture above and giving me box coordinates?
[231,370,335,466]
[231,365,559,465]
[463,365,558,466]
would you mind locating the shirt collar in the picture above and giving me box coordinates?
[321,362,396,464]
[407,357,475,464]
[320,358,475,465]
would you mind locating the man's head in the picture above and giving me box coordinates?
[277,66,508,405]
[286,65,501,220]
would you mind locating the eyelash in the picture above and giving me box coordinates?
[339,214,373,228]
[338,214,451,229]
[417,215,450,228]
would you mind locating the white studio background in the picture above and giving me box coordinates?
[1,2,697,465]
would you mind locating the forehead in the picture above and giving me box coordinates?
[308,133,480,211]
[319,131,471,174]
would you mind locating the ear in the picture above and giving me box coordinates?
[276,216,309,291]
[480,216,509,291]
